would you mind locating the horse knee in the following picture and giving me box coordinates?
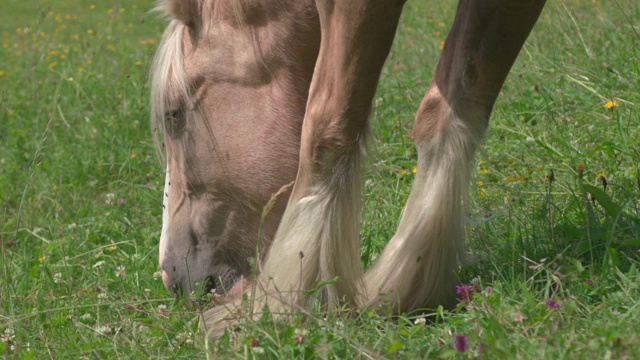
[412,84,488,146]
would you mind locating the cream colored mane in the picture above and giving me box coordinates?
[150,19,187,164]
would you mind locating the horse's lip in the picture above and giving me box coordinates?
[222,276,250,299]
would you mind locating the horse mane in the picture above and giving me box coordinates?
[150,0,251,165]
[150,18,187,165]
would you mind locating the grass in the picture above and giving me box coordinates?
[1,0,639,358]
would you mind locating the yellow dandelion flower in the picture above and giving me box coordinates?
[400,169,408,176]
[16,27,22,34]
[134,60,143,66]
[48,50,59,56]
[0,70,4,76]
[478,160,486,166]
[412,166,417,174]
[72,34,79,40]
[38,256,46,263]
[480,169,488,175]
[48,62,57,69]
[538,165,545,171]
[2,43,8,49]
[479,188,487,200]
[438,41,445,51]
[117,93,123,99]
[77,66,84,73]
[87,29,94,35]
[506,157,514,164]
[604,100,618,109]
[596,172,605,178]
[476,180,484,186]
[67,77,74,81]
[503,197,508,204]
[130,152,137,159]
[63,48,69,54]
[106,44,116,51]
[90,5,96,9]
[519,115,525,121]
[505,176,525,184]
[108,9,113,14]
[65,14,71,20]
[119,8,126,13]
[107,245,117,251]
[86,59,92,65]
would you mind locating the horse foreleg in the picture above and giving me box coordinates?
[365,0,546,313]
[256,0,406,311]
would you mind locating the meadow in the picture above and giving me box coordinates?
[1,0,639,358]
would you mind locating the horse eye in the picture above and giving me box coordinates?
[164,109,185,136]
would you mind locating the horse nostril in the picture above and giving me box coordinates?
[171,282,181,296]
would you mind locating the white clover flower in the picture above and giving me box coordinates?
[153,271,162,280]
[94,324,112,336]
[135,323,150,334]
[414,317,426,325]
[93,261,105,269]
[80,313,92,321]
[53,272,63,284]
[115,265,125,278]
[175,332,194,346]
[1,328,15,343]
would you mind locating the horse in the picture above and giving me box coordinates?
[150,0,546,336]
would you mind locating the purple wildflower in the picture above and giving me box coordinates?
[117,198,124,205]
[453,334,469,353]
[586,279,594,287]
[544,299,559,310]
[456,284,474,303]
